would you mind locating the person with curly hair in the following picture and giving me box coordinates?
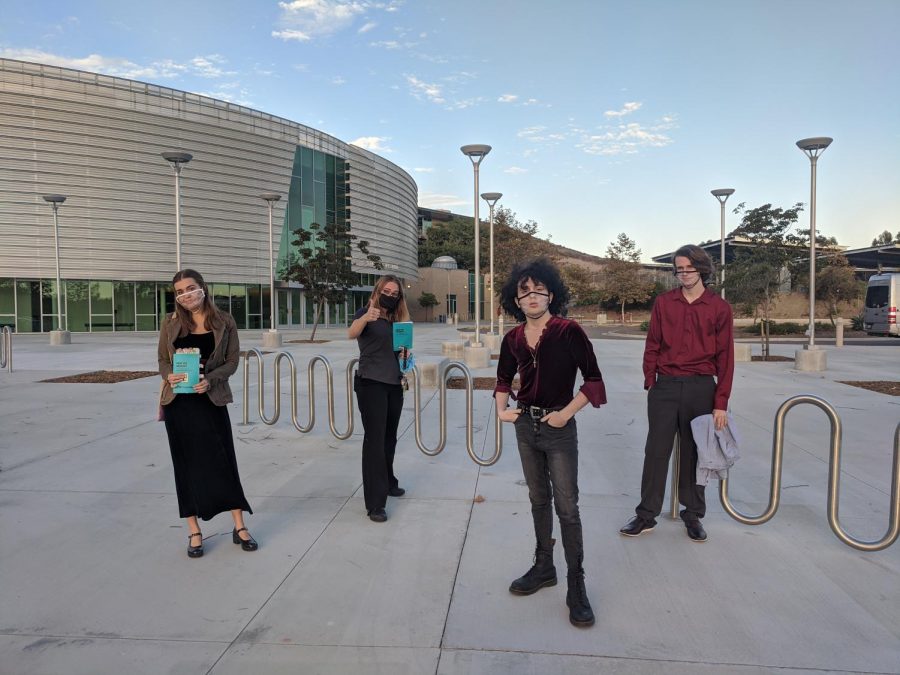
[494,257,607,627]
[619,244,734,543]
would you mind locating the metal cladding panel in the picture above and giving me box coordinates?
[346,144,419,281]
[0,58,417,285]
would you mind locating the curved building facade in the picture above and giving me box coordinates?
[0,58,418,332]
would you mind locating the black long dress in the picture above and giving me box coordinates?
[163,331,252,520]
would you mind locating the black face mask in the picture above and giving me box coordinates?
[379,293,400,311]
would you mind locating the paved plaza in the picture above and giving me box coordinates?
[1,325,898,674]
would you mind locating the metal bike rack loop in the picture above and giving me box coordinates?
[0,326,11,372]
[241,348,356,440]
[411,360,503,467]
[720,394,900,552]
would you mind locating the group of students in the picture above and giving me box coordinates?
[157,243,734,629]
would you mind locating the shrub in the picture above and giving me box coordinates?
[850,312,865,331]
[639,320,650,332]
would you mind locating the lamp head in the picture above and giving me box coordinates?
[796,137,833,158]
[260,192,282,203]
[42,194,67,204]
[481,192,502,206]
[460,144,491,162]
[161,151,193,165]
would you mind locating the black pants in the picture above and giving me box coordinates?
[636,375,715,524]
[356,377,403,513]
[514,415,584,572]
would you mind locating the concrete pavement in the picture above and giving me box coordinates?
[1,325,898,674]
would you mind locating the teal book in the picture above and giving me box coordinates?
[392,321,413,351]
[172,351,200,394]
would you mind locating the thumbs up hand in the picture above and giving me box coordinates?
[365,299,381,322]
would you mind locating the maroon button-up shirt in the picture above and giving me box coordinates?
[642,287,735,410]
[494,316,607,409]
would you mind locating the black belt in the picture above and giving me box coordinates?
[518,404,563,419]
[656,374,714,382]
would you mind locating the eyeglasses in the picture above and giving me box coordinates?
[674,268,699,277]
[381,290,400,298]
[517,291,550,300]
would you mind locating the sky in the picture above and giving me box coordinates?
[2,0,899,261]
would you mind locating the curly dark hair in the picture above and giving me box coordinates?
[672,244,716,285]
[500,257,570,321]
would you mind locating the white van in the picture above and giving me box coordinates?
[863,273,899,336]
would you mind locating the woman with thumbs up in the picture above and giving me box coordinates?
[348,275,410,522]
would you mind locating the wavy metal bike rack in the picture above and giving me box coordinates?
[720,394,900,552]
[0,326,11,372]
[241,348,356,440]
[409,360,503,467]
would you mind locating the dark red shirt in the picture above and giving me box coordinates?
[494,316,607,409]
[643,287,735,410]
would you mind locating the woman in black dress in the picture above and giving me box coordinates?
[348,275,410,522]
[158,269,258,558]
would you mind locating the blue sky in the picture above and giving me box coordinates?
[2,0,898,260]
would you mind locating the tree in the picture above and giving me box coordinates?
[416,206,554,285]
[872,230,900,246]
[561,263,601,307]
[723,202,804,358]
[282,221,383,340]
[816,255,863,325]
[418,292,439,321]
[601,233,654,323]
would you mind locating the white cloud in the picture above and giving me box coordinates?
[370,40,401,49]
[350,135,392,152]
[0,48,238,81]
[498,94,518,103]
[523,98,539,106]
[274,0,401,41]
[504,166,528,174]
[272,29,311,41]
[604,101,642,117]
[332,75,346,85]
[419,192,468,209]
[413,167,434,173]
[405,74,444,103]
[579,121,674,156]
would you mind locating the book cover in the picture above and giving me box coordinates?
[392,321,413,351]
[172,351,201,394]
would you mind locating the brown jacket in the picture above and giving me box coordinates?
[157,312,240,407]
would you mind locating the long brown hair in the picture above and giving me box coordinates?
[368,274,410,322]
[672,245,715,286]
[172,269,225,335]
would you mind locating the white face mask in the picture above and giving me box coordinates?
[176,288,205,309]
[516,290,551,320]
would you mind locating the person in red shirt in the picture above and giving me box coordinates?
[495,258,607,627]
[620,245,734,542]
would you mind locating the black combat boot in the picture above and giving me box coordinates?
[566,568,595,627]
[509,539,557,595]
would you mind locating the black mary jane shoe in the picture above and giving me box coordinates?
[232,527,259,551]
[187,531,204,558]
[685,520,708,542]
[368,508,388,523]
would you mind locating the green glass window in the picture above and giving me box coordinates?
[67,281,90,332]
[230,285,247,329]
[114,282,135,331]
[16,281,39,332]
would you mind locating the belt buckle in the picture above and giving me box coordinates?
[528,405,543,419]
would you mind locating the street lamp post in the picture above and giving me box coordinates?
[461,144,491,347]
[480,191,502,336]
[42,194,70,344]
[796,137,832,350]
[710,188,735,299]
[260,192,282,348]
[161,151,193,271]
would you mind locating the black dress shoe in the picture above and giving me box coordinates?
[619,516,655,537]
[388,486,405,497]
[685,520,707,542]
[232,527,259,551]
[187,531,203,558]
[368,508,387,523]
